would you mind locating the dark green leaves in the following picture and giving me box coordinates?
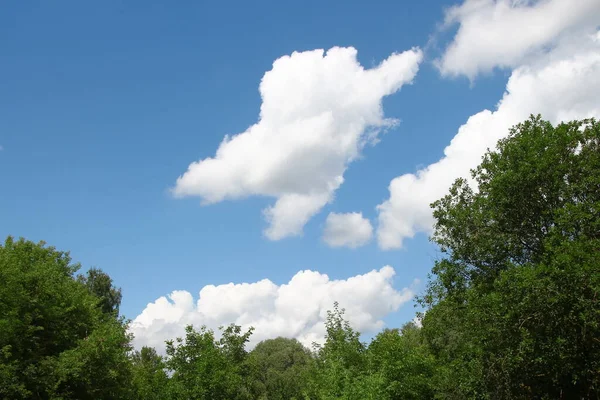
[0,237,133,399]
[423,116,600,399]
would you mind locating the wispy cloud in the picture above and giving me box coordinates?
[322,212,373,248]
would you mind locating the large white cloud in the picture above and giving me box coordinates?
[377,29,600,249]
[173,46,423,240]
[130,266,416,353]
[322,212,373,248]
[437,0,600,79]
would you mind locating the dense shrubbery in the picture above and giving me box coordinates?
[1,116,598,399]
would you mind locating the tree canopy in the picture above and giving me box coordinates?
[0,237,132,399]
[422,116,600,399]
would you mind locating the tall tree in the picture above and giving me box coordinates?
[308,302,369,400]
[422,116,600,399]
[77,267,123,316]
[0,237,133,399]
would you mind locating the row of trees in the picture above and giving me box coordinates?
[0,237,431,400]
[1,116,598,399]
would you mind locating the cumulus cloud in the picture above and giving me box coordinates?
[130,266,416,353]
[322,212,373,248]
[436,0,600,79]
[173,46,423,240]
[377,29,600,249]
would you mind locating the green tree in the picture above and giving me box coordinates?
[0,237,133,399]
[77,267,123,316]
[246,337,313,400]
[50,317,134,399]
[165,324,253,400]
[367,323,436,399]
[422,116,600,399]
[131,346,170,400]
[308,302,369,400]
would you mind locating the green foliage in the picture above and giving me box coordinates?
[246,337,313,400]
[0,237,133,399]
[422,116,600,399]
[77,267,123,316]
[51,317,134,399]
[368,324,437,399]
[308,302,369,399]
[165,324,253,400]
[131,346,170,400]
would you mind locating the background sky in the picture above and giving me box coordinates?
[2,0,599,350]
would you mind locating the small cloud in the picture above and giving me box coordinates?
[322,212,373,248]
[412,315,423,328]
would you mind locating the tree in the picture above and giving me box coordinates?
[422,116,600,399]
[368,323,437,399]
[77,267,123,316]
[0,237,134,399]
[51,317,134,399]
[131,346,170,400]
[308,302,369,400]
[246,337,313,400]
[165,324,253,400]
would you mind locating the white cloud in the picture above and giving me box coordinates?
[377,29,600,249]
[322,212,373,248]
[130,266,416,353]
[173,46,423,240]
[437,0,600,79]
[412,315,423,328]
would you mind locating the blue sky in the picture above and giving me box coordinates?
[2,0,599,349]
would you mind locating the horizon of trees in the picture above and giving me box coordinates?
[1,115,598,399]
